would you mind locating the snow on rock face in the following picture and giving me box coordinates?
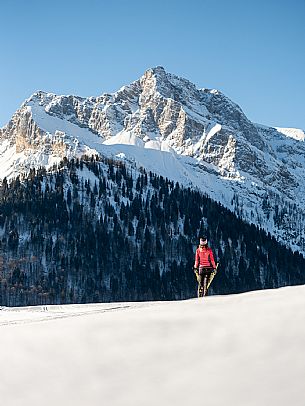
[103,131,144,148]
[275,127,305,141]
[1,67,305,254]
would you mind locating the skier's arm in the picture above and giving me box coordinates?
[209,249,216,269]
[194,249,199,269]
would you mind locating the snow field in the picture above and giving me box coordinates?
[0,285,305,406]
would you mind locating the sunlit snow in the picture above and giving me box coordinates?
[1,285,305,406]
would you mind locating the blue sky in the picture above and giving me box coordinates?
[1,0,304,129]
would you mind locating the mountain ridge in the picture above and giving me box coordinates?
[0,66,305,254]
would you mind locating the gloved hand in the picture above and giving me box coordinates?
[194,267,198,274]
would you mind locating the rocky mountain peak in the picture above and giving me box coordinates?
[139,66,200,103]
[1,68,305,254]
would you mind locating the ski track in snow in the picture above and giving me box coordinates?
[0,300,165,327]
[0,304,134,326]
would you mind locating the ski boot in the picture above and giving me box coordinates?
[198,285,204,298]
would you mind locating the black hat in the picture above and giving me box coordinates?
[199,237,208,245]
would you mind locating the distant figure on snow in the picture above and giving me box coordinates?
[194,236,217,297]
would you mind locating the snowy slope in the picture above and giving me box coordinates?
[1,66,305,254]
[1,285,305,406]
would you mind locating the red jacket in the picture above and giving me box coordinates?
[194,246,216,269]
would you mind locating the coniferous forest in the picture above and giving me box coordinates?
[0,155,304,306]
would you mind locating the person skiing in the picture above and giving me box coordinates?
[194,236,217,297]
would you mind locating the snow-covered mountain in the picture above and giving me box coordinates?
[1,66,305,253]
[1,285,305,406]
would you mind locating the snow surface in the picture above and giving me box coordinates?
[29,102,103,152]
[1,285,305,406]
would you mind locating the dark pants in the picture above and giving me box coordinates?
[197,268,213,296]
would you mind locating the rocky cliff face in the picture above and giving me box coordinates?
[1,66,305,254]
